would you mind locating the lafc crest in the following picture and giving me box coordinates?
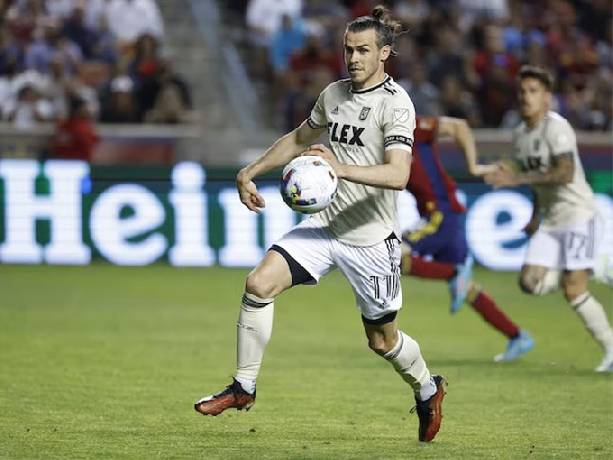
[359,107,371,121]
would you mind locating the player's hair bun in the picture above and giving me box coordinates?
[372,5,388,22]
[347,4,404,54]
[372,5,402,35]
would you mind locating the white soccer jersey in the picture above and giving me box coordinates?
[307,75,415,246]
[512,111,596,228]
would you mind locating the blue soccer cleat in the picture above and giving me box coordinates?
[448,253,474,314]
[494,330,535,362]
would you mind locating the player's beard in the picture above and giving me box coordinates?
[349,66,377,87]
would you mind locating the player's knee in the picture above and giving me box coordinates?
[245,271,278,299]
[562,281,584,303]
[367,334,397,356]
[367,337,389,356]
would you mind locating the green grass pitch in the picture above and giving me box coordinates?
[1,264,611,459]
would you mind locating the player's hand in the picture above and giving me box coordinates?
[236,171,265,212]
[484,162,519,188]
[304,144,345,178]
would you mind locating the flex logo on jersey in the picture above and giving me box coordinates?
[327,122,365,146]
[522,155,544,171]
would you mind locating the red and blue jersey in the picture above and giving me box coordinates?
[404,117,468,264]
[408,117,465,217]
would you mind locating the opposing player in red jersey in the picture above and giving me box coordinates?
[401,116,534,362]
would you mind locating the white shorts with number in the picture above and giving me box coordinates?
[273,217,402,321]
[524,214,602,271]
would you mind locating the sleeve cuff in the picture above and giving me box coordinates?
[384,144,413,153]
[307,117,327,129]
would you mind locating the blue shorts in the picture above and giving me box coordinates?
[403,211,468,265]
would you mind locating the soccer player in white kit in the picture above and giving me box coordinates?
[194,6,447,442]
[486,65,613,372]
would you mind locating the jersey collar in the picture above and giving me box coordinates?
[350,74,391,94]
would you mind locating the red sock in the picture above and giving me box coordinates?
[409,256,456,280]
[470,291,520,339]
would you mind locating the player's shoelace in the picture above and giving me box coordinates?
[211,380,243,399]
[410,401,430,416]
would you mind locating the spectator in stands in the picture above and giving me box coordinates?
[129,33,161,83]
[143,59,193,124]
[3,80,54,128]
[472,24,519,126]
[289,34,342,81]
[46,0,108,30]
[40,53,69,117]
[5,0,46,45]
[457,0,509,28]
[0,26,24,75]
[82,0,107,31]
[99,74,139,123]
[51,92,98,161]
[427,25,470,87]
[128,33,163,118]
[301,0,346,40]
[62,4,98,58]
[349,0,378,19]
[399,63,441,116]
[269,14,304,75]
[45,0,76,21]
[0,55,21,117]
[105,0,164,47]
[246,0,301,46]
[588,70,613,130]
[38,53,99,120]
[439,74,481,126]
[25,21,82,75]
[281,64,332,132]
[89,15,118,65]
[246,0,302,79]
[394,0,430,29]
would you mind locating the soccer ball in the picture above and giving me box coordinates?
[280,155,338,214]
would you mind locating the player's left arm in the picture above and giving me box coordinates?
[486,120,576,188]
[307,144,411,190]
[513,152,574,185]
[486,153,574,188]
[437,117,498,176]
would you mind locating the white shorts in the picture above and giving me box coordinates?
[524,215,602,271]
[272,217,402,321]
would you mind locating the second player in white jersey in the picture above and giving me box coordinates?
[486,65,613,373]
[512,110,596,228]
[308,76,415,245]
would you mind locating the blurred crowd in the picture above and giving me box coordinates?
[0,0,194,159]
[226,0,612,132]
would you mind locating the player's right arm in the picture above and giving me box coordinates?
[437,117,498,176]
[236,121,326,212]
